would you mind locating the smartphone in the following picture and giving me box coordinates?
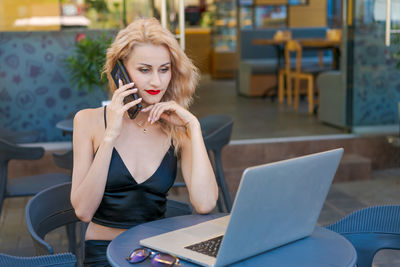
[111,60,142,119]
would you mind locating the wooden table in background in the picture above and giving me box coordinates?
[253,38,341,69]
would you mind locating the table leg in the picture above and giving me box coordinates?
[263,44,284,99]
[332,47,341,70]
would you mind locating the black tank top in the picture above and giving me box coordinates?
[91,106,177,229]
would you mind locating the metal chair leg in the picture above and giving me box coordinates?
[216,195,224,212]
[80,222,88,266]
[66,223,76,254]
[214,150,232,212]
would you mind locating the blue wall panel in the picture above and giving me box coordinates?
[0,31,111,142]
[352,23,400,126]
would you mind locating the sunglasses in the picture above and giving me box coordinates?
[126,248,180,266]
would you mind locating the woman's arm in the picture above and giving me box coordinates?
[144,101,218,213]
[71,82,142,222]
[180,119,219,213]
[70,109,115,222]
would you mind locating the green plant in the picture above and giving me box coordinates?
[65,33,112,93]
[392,26,400,70]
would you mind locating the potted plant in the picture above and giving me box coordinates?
[394,34,400,70]
[65,33,112,94]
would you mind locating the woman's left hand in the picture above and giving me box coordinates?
[141,101,196,128]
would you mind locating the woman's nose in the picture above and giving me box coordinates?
[150,72,161,87]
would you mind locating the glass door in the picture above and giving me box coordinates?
[345,0,400,130]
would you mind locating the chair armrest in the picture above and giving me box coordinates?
[0,138,44,161]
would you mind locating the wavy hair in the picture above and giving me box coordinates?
[103,17,200,154]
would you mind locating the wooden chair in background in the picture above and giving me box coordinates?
[273,30,292,41]
[326,29,342,69]
[275,31,292,105]
[279,40,315,114]
[326,28,342,42]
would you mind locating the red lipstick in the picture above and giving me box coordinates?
[145,90,161,95]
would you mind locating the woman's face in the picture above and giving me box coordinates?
[125,43,172,105]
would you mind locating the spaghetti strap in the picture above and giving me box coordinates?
[104,105,107,129]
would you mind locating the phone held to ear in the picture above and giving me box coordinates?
[111,60,142,120]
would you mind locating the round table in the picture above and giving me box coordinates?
[107,214,357,267]
[56,119,73,134]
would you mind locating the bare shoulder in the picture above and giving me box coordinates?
[73,107,105,134]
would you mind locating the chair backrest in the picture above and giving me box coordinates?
[199,115,234,152]
[273,30,292,41]
[0,127,40,144]
[0,138,44,215]
[52,150,73,171]
[326,29,342,42]
[325,205,400,267]
[165,199,192,218]
[0,252,76,267]
[0,137,44,164]
[25,182,79,255]
[284,40,303,74]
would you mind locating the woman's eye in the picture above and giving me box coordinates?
[160,67,169,73]
[139,68,150,73]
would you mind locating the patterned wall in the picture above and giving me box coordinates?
[352,22,400,126]
[0,30,112,142]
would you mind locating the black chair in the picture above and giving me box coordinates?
[25,182,85,266]
[0,252,76,267]
[0,126,41,144]
[0,138,71,216]
[52,149,73,173]
[25,182,191,265]
[200,115,234,212]
[325,205,400,267]
[25,182,80,255]
[173,115,234,212]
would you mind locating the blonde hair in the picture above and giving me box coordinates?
[103,17,199,154]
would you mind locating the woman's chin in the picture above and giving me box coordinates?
[142,96,163,105]
[142,99,159,106]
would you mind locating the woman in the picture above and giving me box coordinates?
[71,18,218,266]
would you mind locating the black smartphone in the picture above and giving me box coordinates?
[111,60,142,120]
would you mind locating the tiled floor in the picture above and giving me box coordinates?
[1,78,399,266]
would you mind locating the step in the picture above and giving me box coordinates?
[222,153,372,194]
[334,153,371,182]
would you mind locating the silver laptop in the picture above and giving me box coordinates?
[140,148,343,267]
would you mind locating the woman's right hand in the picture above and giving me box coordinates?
[104,80,142,141]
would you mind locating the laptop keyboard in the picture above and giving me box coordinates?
[184,235,224,258]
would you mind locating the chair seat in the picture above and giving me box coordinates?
[290,72,313,79]
[6,173,71,197]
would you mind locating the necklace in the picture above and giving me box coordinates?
[135,120,148,133]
